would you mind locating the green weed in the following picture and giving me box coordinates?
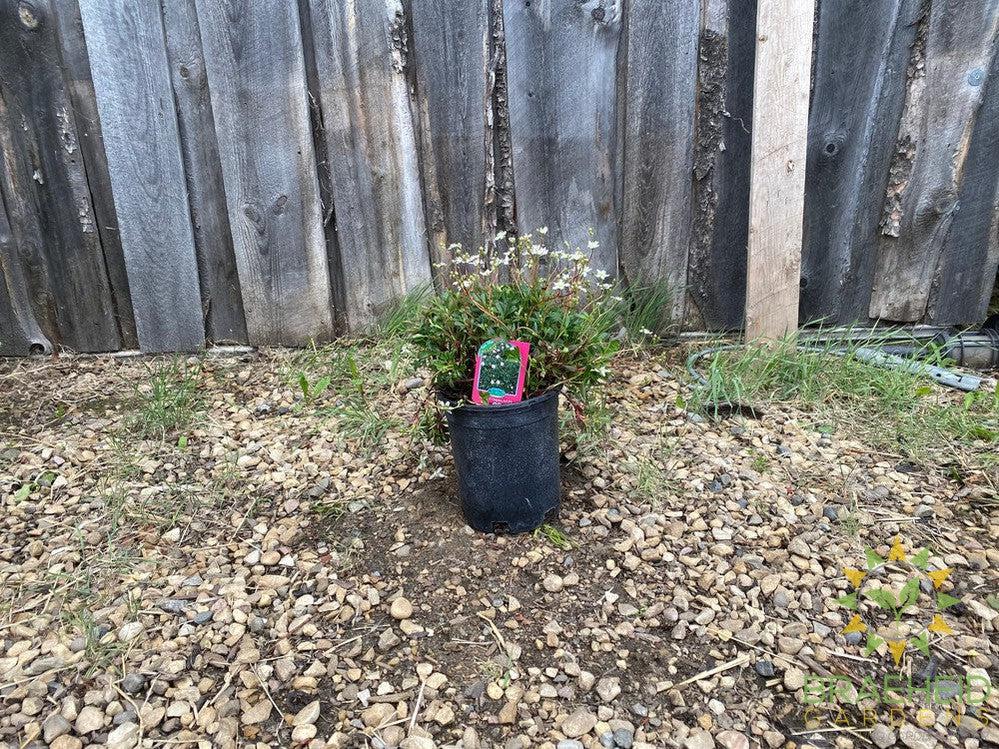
[534,523,571,550]
[614,280,676,343]
[693,333,999,468]
[130,359,202,439]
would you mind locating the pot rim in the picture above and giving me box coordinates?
[438,385,561,414]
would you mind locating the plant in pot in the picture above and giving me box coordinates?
[412,230,619,533]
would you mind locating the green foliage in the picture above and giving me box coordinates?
[130,359,202,439]
[534,523,572,550]
[412,231,619,407]
[613,279,676,343]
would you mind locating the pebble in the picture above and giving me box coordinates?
[543,574,565,592]
[561,708,597,738]
[390,597,414,620]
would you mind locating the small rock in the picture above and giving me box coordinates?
[543,574,564,593]
[561,707,597,738]
[596,676,621,702]
[43,714,71,743]
[870,724,896,749]
[390,597,413,620]
[683,730,715,749]
[121,673,146,695]
[613,727,635,748]
[117,622,143,642]
[784,667,805,691]
[293,700,320,726]
[362,703,395,728]
[107,721,139,749]
[558,742,585,749]
[292,724,318,742]
[400,738,436,749]
[716,731,749,749]
[161,527,181,543]
[754,659,775,677]
[74,705,104,734]
[899,723,937,749]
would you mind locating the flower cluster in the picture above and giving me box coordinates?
[413,230,620,406]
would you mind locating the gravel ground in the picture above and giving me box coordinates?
[1,348,997,749]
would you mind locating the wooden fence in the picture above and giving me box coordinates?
[0,0,997,354]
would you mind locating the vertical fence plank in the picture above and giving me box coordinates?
[619,0,698,318]
[929,49,999,325]
[308,0,432,332]
[161,0,248,344]
[870,0,999,322]
[408,0,492,261]
[0,186,51,356]
[53,0,138,349]
[744,0,814,338]
[800,0,920,325]
[80,0,204,352]
[197,0,334,344]
[503,0,621,272]
[687,0,757,330]
[0,0,120,352]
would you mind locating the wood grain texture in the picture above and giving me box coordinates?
[161,0,247,344]
[618,0,698,319]
[929,48,999,324]
[870,0,999,322]
[800,0,920,325]
[196,0,334,344]
[80,0,205,352]
[503,0,621,272]
[309,0,432,332]
[0,181,51,356]
[53,0,138,349]
[744,0,814,338]
[409,0,491,263]
[688,0,757,330]
[0,0,120,352]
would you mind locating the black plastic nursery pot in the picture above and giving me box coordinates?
[443,388,561,534]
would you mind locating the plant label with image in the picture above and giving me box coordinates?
[472,339,530,405]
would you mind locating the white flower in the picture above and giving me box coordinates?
[640,328,653,336]
[463,254,480,264]
[529,245,549,257]
[479,269,492,276]
[494,230,508,241]
[593,269,609,281]
[587,240,600,250]
[537,226,548,235]
[551,279,569,291]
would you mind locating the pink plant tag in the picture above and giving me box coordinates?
[472,339,530,405]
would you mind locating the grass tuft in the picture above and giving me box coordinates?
[129,359,202,439]
[614,280,676,343]
[693,333,999,466]
[533,523,571,550]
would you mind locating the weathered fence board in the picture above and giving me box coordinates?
[161,0,247,344]
[870,0,999,322]
[309,0,432,332]
[688,0,757,330]
[503,0,621,271]
[800,0,920,325]
[744,0,814,338]
[0,188,50,356]
[0,0,120,352]
[53,0,137,349]
[408,0,492,261]
[79,0,205,353]
[618,0,699,319]
[0,0,996,355]
[929,49,999,324]
[196,0,334,344]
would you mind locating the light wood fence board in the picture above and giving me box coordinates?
[744,0,815,339]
